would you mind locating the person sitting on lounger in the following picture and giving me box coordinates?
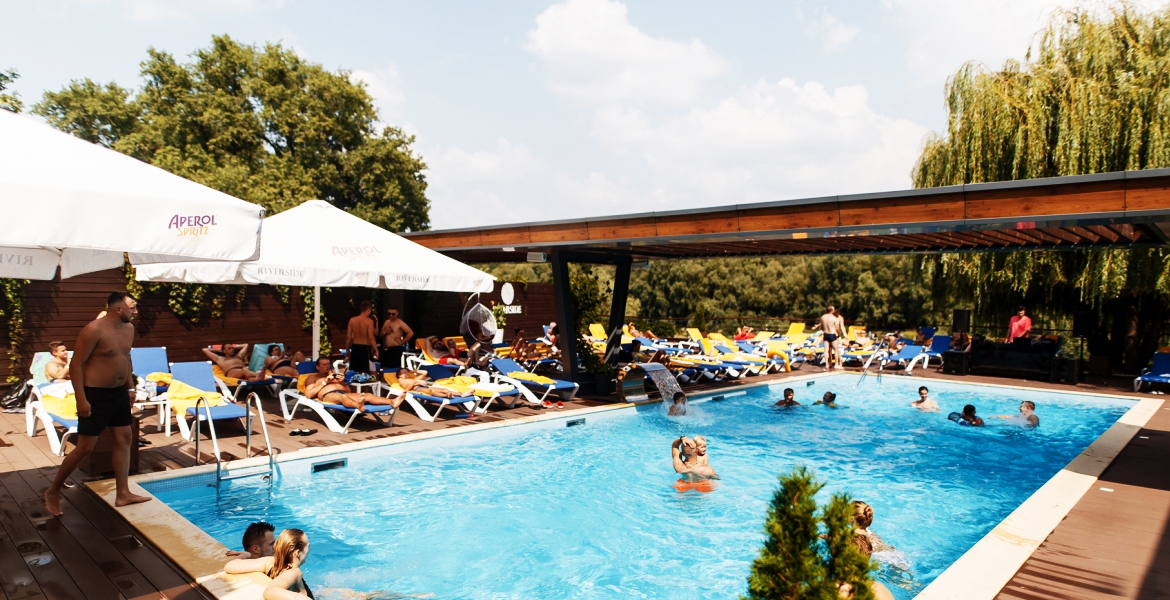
[668,392,687,416]
[45,340,70,382]
[425,337,468,367]
[628,322,658,340]
[225,521,275,560]
[393,368,475,399]
[774,387,799,407]
[671,436,719,479]
[910,386,939,412]
[950,331,971,352]
[203,343,266,381]
[305,358,402,413]
[996,400,1039,427]
[264,346,299,378]
[884,333,905,353]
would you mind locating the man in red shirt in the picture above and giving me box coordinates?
[1008,306,1032,341]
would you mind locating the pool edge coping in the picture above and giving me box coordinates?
[84,371,1151,598]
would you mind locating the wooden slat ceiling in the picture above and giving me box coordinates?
[405,171,1170,262]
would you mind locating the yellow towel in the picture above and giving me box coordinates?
[41,393,78,420]
[146,372,172,383]
[507,371,558,386]
[434,376,506,398]
[165,379,226,415]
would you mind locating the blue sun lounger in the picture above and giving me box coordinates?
[26,380,79,456]
[907,336,951,372]
[277,361,399,434]
[489,358,579,403]
[881,345,925,370]
[1135,352,1170,391]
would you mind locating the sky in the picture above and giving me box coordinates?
[3,0,1165,229]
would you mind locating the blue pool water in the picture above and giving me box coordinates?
[147,375,1132,599]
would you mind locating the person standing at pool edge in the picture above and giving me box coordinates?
[380,305,414,370]
[816,305,839,370]
[45,292,151,516]
[346,300,379,373]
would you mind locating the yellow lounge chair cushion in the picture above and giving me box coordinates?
[708,332,729,342]
[165,379,226,414]
[434,376,512,397]
[589,323,607,339]
[752,331,774,341]
[41,392,78,420]
[507,371,559,386]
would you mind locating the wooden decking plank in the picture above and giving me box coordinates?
[0,476,87,600]
[0,524,44,600]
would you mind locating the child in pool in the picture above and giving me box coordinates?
[948,404,984,426]
[668,392,687,416]
[813,391,837,407]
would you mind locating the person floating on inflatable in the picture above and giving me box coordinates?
[672,435,719,492]
[948,404,985,427]
[813,391,838,407]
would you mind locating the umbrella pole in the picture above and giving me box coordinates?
[312,285,321,359]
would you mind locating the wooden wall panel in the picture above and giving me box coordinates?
[1125,180,1170,212]
[655,211,740,237]
[1,270,556,383]
[737,204,840,233]
[839,193,965,226]
[478,228,532,247]
[587,217,658,240]
[966,183,1125,219]
[530,223,589,244]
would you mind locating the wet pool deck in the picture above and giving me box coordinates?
[0,366,1162,599]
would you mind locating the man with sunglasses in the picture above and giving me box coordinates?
[380,305,414,370]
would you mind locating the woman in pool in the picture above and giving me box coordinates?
[910,386,939,412]
[225,528,313,599]
[813,391,838,407]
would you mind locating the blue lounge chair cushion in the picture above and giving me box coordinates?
[321,403,397,414]
[1138,353,1170,382]
[885,345,925,363]
[187,404,248,420]
[49,414,78,429]
[420,364,458,380]
[130,347,169,377]
[925,336,952,356]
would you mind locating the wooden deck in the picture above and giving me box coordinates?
[0,367,1164,598]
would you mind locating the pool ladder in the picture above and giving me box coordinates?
[192,392,276,486]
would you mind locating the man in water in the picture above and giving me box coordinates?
[202,343,266,381]
[671,436,719,479]
[226,521,276,559]
[997,400,1040,427]
[949,404,985,426]
[45,292,152,516]
[910,386,939,411]
[45,340,70,382]
[668,392,687,416]
[1008,305,1032,342]
[346,300,379,373]
[379,305,414,370]
[774,387,799,407]
[814,391,838,407]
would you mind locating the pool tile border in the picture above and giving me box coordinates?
[86,372,1154,599]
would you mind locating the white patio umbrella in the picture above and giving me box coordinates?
[0,110,264,279]
[135,200,495,357]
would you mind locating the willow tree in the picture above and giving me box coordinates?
[912,5,1170,370]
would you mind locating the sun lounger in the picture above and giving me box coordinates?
[907,336,951,371]
[25,381,79,456]
[130,346,171,427]
[276,361,399,433]
[1135,352,1170,391]
[489,358,579,403]
[159,361,272,460]
[782,323,805,338]
[750,331,775,341]
[881,345,926,371]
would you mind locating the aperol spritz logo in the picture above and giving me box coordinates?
[168,214,218,237]
[332,245,382,259]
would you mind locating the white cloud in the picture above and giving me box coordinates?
[350,66,411,132]
[424,138,547,227]
[80,0,281,22]
[800,9,860,51]
[525,0,725,107]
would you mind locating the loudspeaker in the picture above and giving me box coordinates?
[952,309,971,334]
[942,350,969,375]
[1072,311,1092,339]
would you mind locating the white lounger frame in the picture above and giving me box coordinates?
[277,389,399,434]
[26,389,77,456]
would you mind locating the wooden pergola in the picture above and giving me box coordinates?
[405,170,1170,385]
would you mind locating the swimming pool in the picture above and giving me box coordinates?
[144,374,1133,599]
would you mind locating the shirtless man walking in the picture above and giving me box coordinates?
[379,305,413,370]
[45,292,151,516]
[346,301,378,373]
[816,305,839,370]
[202,343,266,381]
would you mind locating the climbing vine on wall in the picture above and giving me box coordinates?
[0,278,27,383]
[122,263,252,323]
[300,287,332,356]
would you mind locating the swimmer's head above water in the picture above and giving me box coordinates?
[693,435,707,455]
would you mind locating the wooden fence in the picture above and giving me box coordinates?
[0,270,555,383]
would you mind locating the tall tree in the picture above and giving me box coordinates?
[913,6,1170,370]
[33,35,429,231]
[0,68,21,113]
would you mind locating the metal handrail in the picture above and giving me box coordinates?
[243,392,276,475]
[191,397,220,483]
